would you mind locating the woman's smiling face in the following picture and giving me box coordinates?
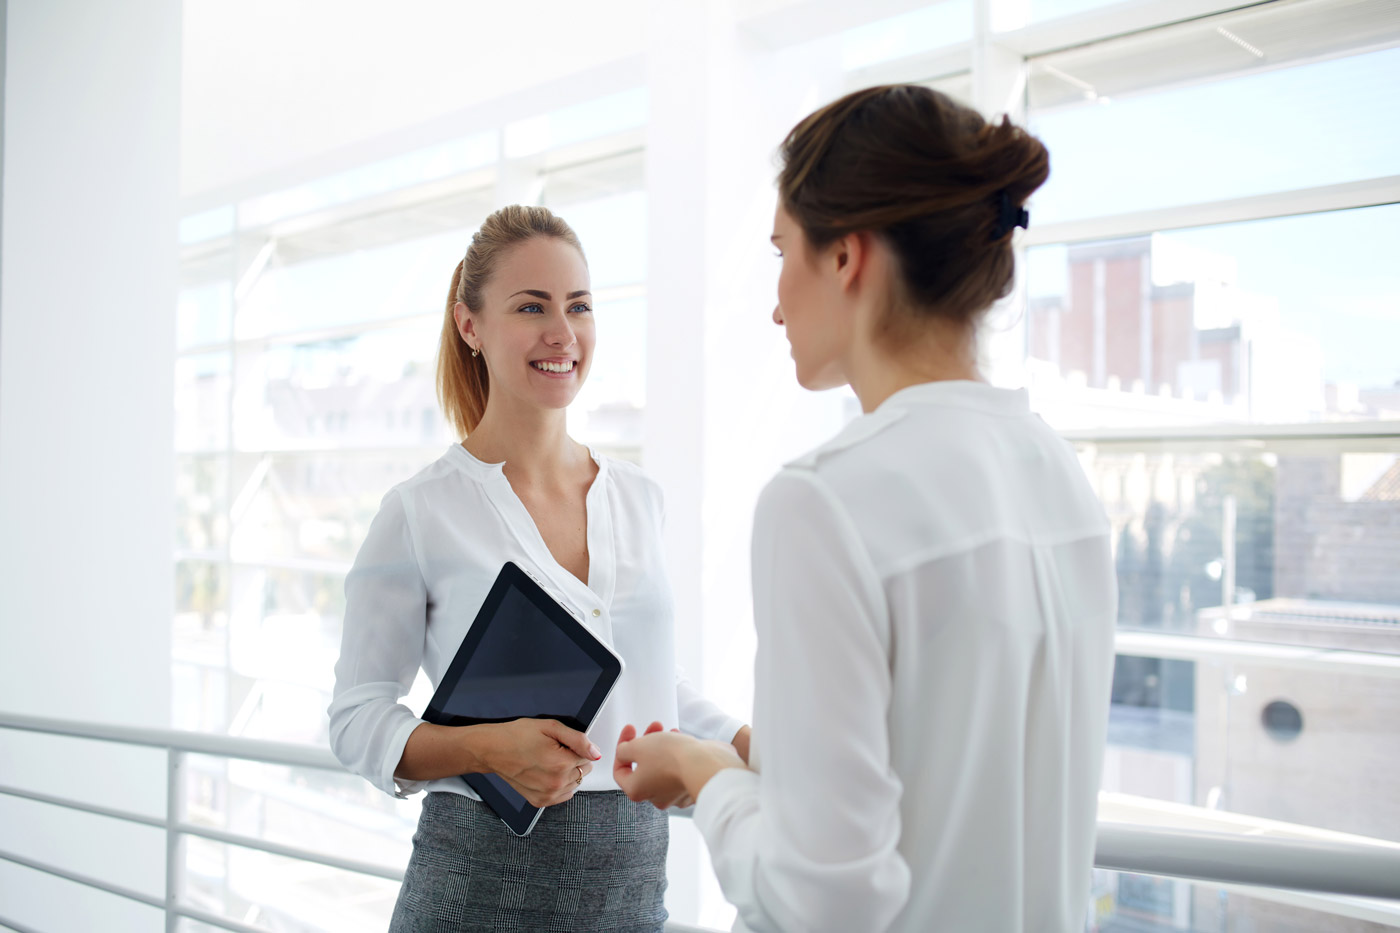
[457,235,595,414]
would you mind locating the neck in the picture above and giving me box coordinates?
[846,315,982,413]
[463,399,584,481]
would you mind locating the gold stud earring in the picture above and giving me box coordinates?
[471,345,480,358]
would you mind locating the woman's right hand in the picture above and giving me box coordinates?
[477,718,602,808]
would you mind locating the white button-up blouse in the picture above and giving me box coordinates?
[692,381,1117,933]
[328,444,743,799]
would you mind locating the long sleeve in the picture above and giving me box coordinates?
[676,669,745,743]
[327,488,430,798]
[692,469,911,933]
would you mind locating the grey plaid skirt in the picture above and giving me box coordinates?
[388,791,669,933]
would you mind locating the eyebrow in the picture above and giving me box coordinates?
[508,289,592,300]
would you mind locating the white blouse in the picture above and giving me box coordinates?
[693,381,1117,933]
[328,444,744,800]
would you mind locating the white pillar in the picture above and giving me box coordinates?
[644,2,848,925]
[1,1,182,925]
[1,0,180,726]
[1,1,180,924]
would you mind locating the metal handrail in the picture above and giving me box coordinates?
[3,710,1399,933]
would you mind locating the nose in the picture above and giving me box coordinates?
[544,308,577,349]
[772,304,784,325]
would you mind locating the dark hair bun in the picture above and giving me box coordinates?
[778,85,1049,326]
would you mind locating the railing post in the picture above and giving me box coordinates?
[166,747,183,933]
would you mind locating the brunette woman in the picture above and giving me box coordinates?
[615,86,1116,933]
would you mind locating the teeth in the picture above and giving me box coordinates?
[532,360,574,374]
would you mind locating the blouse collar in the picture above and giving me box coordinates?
[786,380,1031,469]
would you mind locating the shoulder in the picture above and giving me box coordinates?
[378,447,480,519]
[597,452,666,512]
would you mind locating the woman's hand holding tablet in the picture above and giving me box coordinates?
[478,718,602,808]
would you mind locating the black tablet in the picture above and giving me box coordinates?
[420,561,624,836]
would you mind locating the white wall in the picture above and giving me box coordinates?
[1,0,181,925]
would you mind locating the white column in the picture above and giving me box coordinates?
[0,1,182,927]
[1,0,180,722]
[644,3,847,925]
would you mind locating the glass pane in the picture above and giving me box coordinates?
[181,755,417,865]
[176,455,229,552]
[575,294,646,441]
[173,661,228,733]
[1026,0,1122,25]
[180,204,235,245]
[505,88,647,158]
[175,558,230,733]
[230,320,450,452]
[840,1,972,71]
[549,190,647,290]
[228,452,442,567]
[1024,204,1400,427]
[1030,46,1400,223]
[181,832,404,933]
[234,228,468,341]
[1082,437,1400,845]
[177,280,232,349]
[239,130,498,229]
[923,71,973,108]
[175,353,231,452]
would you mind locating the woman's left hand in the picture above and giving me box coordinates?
[614,722,747,809]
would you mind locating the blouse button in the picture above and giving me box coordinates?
[592,609,601,617]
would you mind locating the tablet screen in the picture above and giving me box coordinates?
[437,585,605,731]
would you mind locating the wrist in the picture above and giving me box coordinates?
[682,740,743,801]
[459,722,498,774]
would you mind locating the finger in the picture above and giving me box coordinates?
[643,720,665,736]
[544,719,602,760]
[617,723,638,745]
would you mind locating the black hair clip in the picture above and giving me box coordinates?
[992,190,1030,240]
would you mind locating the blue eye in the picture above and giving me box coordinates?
[569,302,592,314]
[518,303,544,314]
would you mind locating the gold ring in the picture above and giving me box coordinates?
[575,765,584,785]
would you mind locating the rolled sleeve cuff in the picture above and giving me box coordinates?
[713,716,748,746]
[383,717,428,799]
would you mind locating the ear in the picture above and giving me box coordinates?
[831,231,872,294]
[453,301,478,348]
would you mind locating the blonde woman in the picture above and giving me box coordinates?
[329,205,749,932]
[615,85,1117,933]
